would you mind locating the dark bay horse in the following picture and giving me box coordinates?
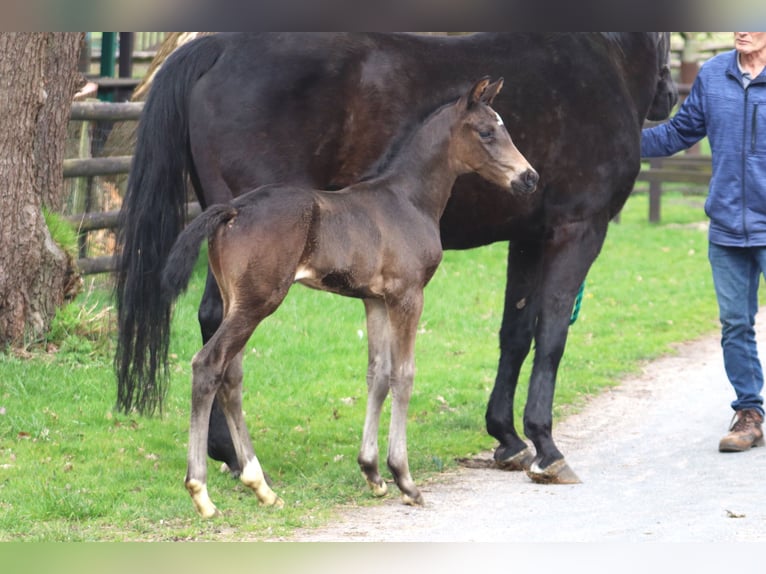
[115,33,677,486]
[160,78,538,516]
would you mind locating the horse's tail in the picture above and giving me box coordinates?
[114,35,224,416]
[161,205,237,305]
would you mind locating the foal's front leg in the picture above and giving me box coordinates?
[386,292,425,506]
[358,298,391,497]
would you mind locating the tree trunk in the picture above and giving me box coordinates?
[0,33,85,347]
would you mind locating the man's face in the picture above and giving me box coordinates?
[734,32,766,55]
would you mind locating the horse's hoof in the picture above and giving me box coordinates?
[192,500,222,519]
[263,496,285,509]
[187,479,221,518]
[364,475,388,497]
[401,491,424,506]
[369,480,389,498]
[526,458,581,484]
[494,446,534,471]
[198,506,222,519]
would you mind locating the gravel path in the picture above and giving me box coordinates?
[283,323,766,542]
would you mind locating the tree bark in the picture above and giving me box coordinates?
[0,33,85,346]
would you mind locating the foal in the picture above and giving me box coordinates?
[162,77,538,517]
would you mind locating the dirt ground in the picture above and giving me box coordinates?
[277,320,766,542]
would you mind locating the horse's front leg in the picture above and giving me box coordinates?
[357,299,391,498]
[486,240,542,470]
[524,217,609,484]
[386,292,425,506]
[217,351,283,507]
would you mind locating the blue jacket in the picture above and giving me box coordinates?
[641,50,766,247]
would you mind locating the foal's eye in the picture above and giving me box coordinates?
[478,129,494,140]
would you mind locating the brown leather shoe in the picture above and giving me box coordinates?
[718,409,765,452]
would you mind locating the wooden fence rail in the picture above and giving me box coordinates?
[70,101,143,121]
[63,156,133,178]
[65,101,140,275]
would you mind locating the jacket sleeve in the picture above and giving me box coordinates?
[640,74,708,158]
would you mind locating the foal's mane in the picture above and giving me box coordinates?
[356,97,458,184]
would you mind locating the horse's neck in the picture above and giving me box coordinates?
[379,109,459,221]
[602,33,659,119]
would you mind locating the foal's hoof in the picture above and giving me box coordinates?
[494,446,534,471]
[401,491,424,506]
[262,496,285,509]
[186,479,222,519]
[365,477,389,497]
[526,458,581,484]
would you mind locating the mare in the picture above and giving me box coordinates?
[160,78,538,516]
[115,33,677,486]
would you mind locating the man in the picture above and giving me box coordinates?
[641,32,766,452]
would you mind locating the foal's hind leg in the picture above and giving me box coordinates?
[186,342,224,518]
[199,271,241,476]
[186,302,283,517]
[358,299,392,497]
[217,350,283,508]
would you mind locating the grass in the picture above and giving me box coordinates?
[0,190,720,541]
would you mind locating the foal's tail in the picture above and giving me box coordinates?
[114,35,224,416]
[161,205,237,305]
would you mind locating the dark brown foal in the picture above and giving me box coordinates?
[162,77,538,517]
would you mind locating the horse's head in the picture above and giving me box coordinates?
[647,32,679,121]
[455,77,539,195]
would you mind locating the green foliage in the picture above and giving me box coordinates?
[43,208,78,259]
[43,280,114,360]
[0,191,718,540]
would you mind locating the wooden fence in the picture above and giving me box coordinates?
[634,154,710,223]
[63,100,202,276]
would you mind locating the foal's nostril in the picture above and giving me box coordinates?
[523,169,539,192]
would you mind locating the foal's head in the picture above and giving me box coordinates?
[452,77,538,195]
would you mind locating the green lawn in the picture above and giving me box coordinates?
[0,190,719,540]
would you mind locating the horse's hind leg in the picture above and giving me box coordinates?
[217,351,283,507]
[358,299,392,498]
[385,293,424,506]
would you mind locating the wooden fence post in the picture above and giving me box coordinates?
[648,158,662,223]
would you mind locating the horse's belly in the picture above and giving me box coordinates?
[294,264,380,299]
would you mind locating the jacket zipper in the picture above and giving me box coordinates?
[753,103,759,152]
[742,88,749,243]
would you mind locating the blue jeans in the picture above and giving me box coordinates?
[708,242,766,416]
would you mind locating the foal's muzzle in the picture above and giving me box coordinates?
[512,168,539,194]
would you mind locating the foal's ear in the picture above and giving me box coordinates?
[481,77,504,105]
[466,76,492,109]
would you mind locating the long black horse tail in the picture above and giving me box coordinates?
[161,205,237,305]
[114,35,223,416]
